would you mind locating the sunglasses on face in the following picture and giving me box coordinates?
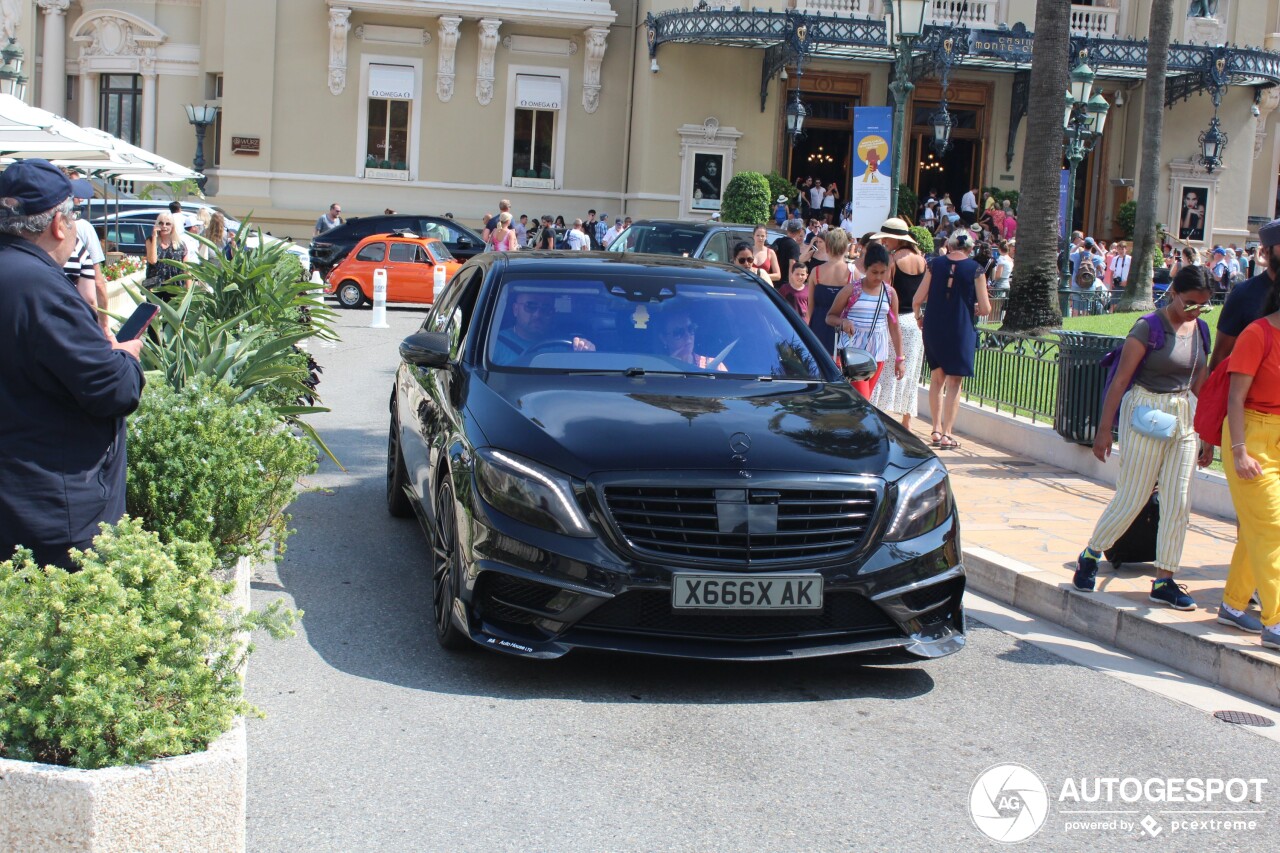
[1181,298,1210,312]
[516,301,552,314]
[664,323,697,338]
[735,255,754,265]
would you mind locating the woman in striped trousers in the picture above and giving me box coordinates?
[1073,266,1215,607]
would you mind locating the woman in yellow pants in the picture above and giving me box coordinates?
[1221,303,1280,646]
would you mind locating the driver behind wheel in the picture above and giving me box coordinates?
[657,308,728,372]
[492,290,596,363]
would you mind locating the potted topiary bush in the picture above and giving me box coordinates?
[721,171,772,225]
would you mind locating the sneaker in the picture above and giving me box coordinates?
[1263,625,1280,650]
[1073,549,1099,592]
[1218,603,1264,634]
[1150,578,1196,611]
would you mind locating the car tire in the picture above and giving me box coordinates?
[336,280,366,309]
[386,417,414,519]
[431,480,470,651]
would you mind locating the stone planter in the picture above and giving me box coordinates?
[0,556,254,853]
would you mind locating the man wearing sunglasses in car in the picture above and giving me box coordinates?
[493,292,596,364]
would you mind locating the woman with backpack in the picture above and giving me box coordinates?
[1073,265,1216,607]
[1218,287,1280,644]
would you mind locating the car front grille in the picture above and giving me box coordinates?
[601,486,876,565]
[574,589,897,641]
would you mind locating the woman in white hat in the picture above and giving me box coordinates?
[869,218,926,429]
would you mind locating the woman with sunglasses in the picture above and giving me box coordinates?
[144,211,187,301]
[1073,265,1215,608]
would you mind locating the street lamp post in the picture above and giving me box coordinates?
[184,103,220,191]
[886,0,929,220]
[1058,62,1109,294]
[0,37,29,101]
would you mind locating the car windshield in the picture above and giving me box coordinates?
[606,224,704,257]
[429,241,454,261]
[486,273,825,380]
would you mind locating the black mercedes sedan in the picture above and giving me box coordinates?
[387,252,964,661]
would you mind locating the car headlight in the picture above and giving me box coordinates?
[474,448,594,538]
[884,459,953,542]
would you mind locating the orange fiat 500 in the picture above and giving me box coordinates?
[325,231,462,308]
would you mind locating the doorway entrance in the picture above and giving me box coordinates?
[782,72,865,202]
[906,80,990,222]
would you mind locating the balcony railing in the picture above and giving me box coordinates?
[1070,4,1119,38]
[927,0,999,27]
[793,0,1120,38]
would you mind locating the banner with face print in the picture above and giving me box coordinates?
[848,107,892,238]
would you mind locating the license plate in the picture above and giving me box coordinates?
[671,574,823,610]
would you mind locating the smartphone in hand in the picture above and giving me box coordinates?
[115,303,160,341]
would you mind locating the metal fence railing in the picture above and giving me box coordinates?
[920,327,1063,425]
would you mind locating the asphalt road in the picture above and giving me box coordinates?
[247,305,1280,852]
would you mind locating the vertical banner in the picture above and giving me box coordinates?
[1058,169,1071,239]
[849,107,893,238]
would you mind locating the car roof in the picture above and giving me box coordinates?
[357,231,443,244]
[474,251,759,282]
[625,219,780,232]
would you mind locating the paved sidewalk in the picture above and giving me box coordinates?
[915,418,1280,707]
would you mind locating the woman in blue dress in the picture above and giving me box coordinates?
[912,231,991,449]
[807,229,846,357]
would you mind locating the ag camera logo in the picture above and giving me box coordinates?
[970,763,1050,843]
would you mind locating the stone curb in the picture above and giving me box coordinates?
[965,545,1280,709]
[0,556,255,853]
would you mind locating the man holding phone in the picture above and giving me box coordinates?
[0,160,144,570]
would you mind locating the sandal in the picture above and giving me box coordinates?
[938,435,961,449]
[929,431,943,447]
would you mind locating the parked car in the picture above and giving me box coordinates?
[388,252,965,661]
[91,210,311,269]
[310,214,483,275]
[605,219,786,263]
[324,231,462,308]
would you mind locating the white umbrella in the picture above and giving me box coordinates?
[77,127,200,182]
[0,93,111,160]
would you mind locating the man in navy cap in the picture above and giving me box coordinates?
[1210,217,1280,371]
[0,159,144,569]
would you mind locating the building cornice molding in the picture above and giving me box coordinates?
[325,0,615,30]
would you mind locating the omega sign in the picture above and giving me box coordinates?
[371,84,413,99]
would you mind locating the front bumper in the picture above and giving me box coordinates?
[448,474,966,662]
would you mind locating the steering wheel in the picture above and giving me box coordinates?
[520,339,577,362]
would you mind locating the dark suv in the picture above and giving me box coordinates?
[310,215,483,274]
[606,219,785,263]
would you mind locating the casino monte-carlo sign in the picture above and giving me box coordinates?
[969,24,1034,65]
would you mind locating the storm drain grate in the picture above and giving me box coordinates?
[1213,710,1275,727]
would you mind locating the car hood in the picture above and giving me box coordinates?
[468,373,930,479]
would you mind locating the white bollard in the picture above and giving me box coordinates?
[370,267,390,328]
[434,264,446,300]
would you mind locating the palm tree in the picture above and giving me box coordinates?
[1001,0,1070,332]
[1119,0,1174,312]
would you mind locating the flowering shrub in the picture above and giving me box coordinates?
[0,518,297,769]
[103,255,144,282]
[126,378,318,566]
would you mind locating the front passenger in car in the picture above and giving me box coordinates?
[658,308,728,372]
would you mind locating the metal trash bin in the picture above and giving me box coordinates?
[1054,331,1125,445]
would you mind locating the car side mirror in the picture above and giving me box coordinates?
[400,331,451,367]
[457,237,473,248]
[840,346,879,382]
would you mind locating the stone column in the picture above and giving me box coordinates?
[78,63,96,127]
[141,57,157,151]
[37,0,70,114]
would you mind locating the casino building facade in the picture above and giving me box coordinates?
[4,0,1280,247]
